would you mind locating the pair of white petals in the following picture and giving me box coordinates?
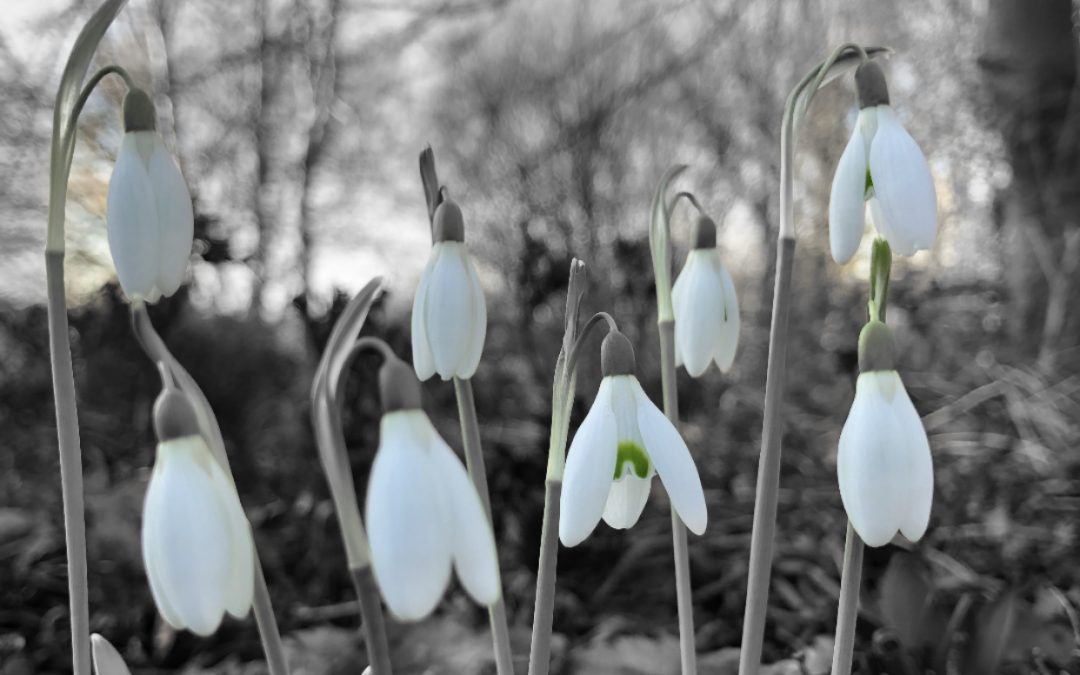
[412,242,487,381]
[829,105,937,264]
[142,436,254,636]
[560,375,707,547]
[366,410,500,621]
[837,371,933,547]
[672,249,740,377]
[107,131,194,302]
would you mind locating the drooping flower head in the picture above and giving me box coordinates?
[106,88,194,302]
[559,330,707,546]
[365,355,499,620]
[141,387,254,636]
[837,321,933,547]
[411,198,487,381]
[828,62,937,264]
[671,215,740,377]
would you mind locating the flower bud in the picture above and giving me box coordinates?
[107,88,193,302]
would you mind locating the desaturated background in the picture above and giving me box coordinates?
[1,1,1078,674]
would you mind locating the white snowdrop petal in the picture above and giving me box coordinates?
[149,439,232,635]
[675,251,724,378]
[107,133,159,299]
[366,412,452,620]
[670,259,692,369]
[91,635,132,675]
[868,197,914,256]
[428,430,500,605]
[714,262,740,373]
[411,253,438,381]
[141,458,185,630]
[601,471,653,530]
[206,460,255,618]
[424,244,474,379]
[868,106,937,255]
[459,251,487,378]
[837,374,906,547]
[631,380,707,535]
[559,379,619,547]
[828,124,869,264]
[147,137,193,298]
[892,384,934,541]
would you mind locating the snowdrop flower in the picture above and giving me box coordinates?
[828,62,937,264]
[365,357,499,620]
[671,216,740,377]
[837,322,933,547]
[142,389,254,636]
[91,634,131,675]
[411,198,486,381]
[559,331,707,546]
[106,88,194,302]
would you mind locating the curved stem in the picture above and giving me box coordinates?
[130,305,290,675]
[658,320,697,675]
[737,43,885,675]
[666,191,705,221]
[563,311,618,379]
[453,377,515,675]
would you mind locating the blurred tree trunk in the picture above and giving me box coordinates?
[980,0,1080,368]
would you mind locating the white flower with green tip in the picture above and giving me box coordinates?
[559,332,707,546]
[829,62,937,264]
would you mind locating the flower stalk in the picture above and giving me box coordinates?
[131,304,289,675]
[736,43,889,675]
[44,3,131,672]
[528,258,586,675]
[309,279,393,674]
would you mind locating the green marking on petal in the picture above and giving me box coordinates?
[865,168,874,194]
[614,441,651,479]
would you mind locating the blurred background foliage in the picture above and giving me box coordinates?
[1,0,1079,673]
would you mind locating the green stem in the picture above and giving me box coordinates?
[453,377,515,675]
[252,555,289,675]
[658,320,696,675]
[45,251,91,675]
[830,523,864,675]
[351,565,394,675]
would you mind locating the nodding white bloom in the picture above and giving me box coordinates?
[411,199,486,381]
[142,391,254,636]
[828,62,937,264]
[837,323,933,547]
[91,634,132,675]
[366,357,499,620]
[671,216,739,377]
[107,88,194,303]
[559,332,707,546]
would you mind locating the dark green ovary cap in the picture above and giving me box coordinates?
[858,320,896,373]
[153,389,200,441]
[600,330,636,377]
[433,200,465,243]
[379,357,423,412]
[123,88,157,132]
[855,61,890,109]
[691,215,717,250]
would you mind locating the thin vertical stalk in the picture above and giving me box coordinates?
[736,44,886,675]
[735,238,795,675]
[45,252,91,675]
[831,523,864,675]
[453,376,515,675]
[528,480,561,675]
[252,557,289,675]
[351,566,394,675]
[658,320,696,675]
